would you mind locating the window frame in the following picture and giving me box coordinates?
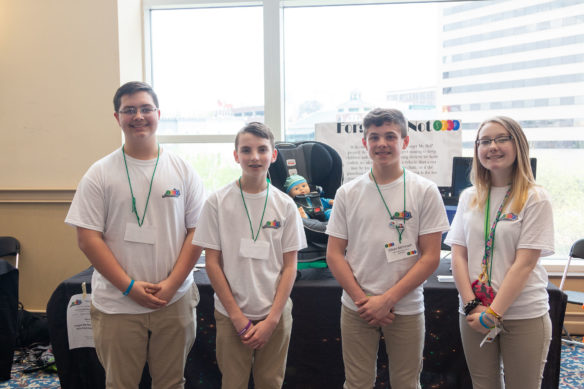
[142,0,456,144]
[142,0,583,264]
[143,0,282,144]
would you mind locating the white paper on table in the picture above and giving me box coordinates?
[66,293,95,349]
[437,275,455,283]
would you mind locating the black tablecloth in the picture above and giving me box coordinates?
[47,261,567,389]
[0,260,18,381]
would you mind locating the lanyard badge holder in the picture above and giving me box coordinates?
[238,177,270,260]
[371,169,417,263]
[472,188,511,306]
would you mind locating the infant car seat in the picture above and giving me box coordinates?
[269,141,343,266]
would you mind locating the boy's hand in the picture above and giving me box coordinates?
[241,318,278,349]
[356,295,395,325]
[152,278,180,303]
[232,315,252,337]
[128,281,167,309]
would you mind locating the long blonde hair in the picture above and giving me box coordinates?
[470,116,535,213]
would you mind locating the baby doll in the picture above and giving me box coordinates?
[284,174,333,221]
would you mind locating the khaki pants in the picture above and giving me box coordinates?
[214,299,293,389]
[340,305,424,389]
[459,312,552,389]
[90,284,199,389]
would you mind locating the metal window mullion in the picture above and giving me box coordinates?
[157,134,236,144]
[263,0,285,141]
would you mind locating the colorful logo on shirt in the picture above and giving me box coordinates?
[393,211,412,220]
[162,188,181,198]
[499,213,518,221]
[406,250,417,256]
[69,299,83,308]
[385,242,395,248]
[263,220,281,229]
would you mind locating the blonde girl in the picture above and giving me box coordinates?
[445,116,554,389]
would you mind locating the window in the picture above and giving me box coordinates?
[283,3,440,140]
[147,4,264,191]
[145,0,584,257]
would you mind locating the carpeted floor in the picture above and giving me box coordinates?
[560,338,584,389]
[1,341,583,388]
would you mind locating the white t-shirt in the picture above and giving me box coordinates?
[444,185,554,320]
[326,170,450,315]
[192,182,307,320]
[65,148,205,314]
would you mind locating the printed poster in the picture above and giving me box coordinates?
[315,120,462,186]
[67,293,95,349]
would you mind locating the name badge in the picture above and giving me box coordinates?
[124,223,156,245]
[239,238,270,260]
[384,241,417,263]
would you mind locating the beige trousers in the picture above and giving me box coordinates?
[340,305,424,389]
[90,284,199,389]
[214,298,293,389]
[459,312,552,389]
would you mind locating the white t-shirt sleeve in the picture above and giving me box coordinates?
[192,195,222,251]
[419,183,450,236]
[517,189,554,257]
[325,186,348,240]
[281,199,308,253]
[184,167,206,229]
[65,165,106,232]
[443,189,470,247]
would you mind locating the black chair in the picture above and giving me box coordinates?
[0,237,20,269]
[0,237,20,380]
[559,238,584,346]
[268,141,343,268]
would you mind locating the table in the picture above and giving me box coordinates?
[47,261,567,388]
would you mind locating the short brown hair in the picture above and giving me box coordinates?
[363,108,408,138]
[234,122,275,150]
[113,81,159,112]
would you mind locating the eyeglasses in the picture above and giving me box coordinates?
[475,135,514,147]
[118,107,158,116]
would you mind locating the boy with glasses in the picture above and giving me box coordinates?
[66,81,206,388]
[326,108,449,389]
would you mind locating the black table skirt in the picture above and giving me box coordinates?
[0,260,18,381]
[47,261,567,389]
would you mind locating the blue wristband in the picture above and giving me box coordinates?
[479,312,492,329]
[123,279,135,296]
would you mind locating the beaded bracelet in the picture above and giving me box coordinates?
[463,298,482,316]
[238,320,252,336]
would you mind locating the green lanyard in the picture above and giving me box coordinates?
[480,188,511,285]
[122,144,160,227]
[239,177,269,242]
[371,168,406,243]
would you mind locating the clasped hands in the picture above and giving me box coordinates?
[355,294,396,326]
[127,279,178,310]
[233,315,278,350]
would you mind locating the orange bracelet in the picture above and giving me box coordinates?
[486,306,502,320]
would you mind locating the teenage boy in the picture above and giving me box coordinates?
[326,108,449,389]
[65,81,205,388]
[192,122,307,389]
